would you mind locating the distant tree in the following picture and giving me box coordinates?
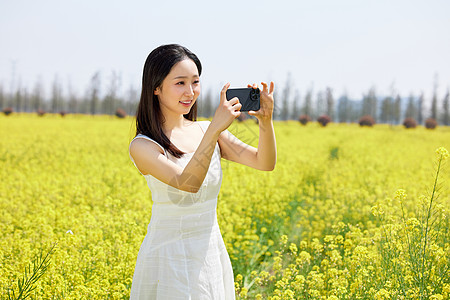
[359,115,375,127]
[325,87,334,121]
[425,118,437,129]
[281,73,292,120]
[417,92,424,124]
[431,73,438,120]
[379,96,393,124]
[0,83,4,110]
[103,71,121,115]
[67,82,78,114]
[31,78,44,112]
[125,84,139,116]
[337,93,350,123]
[404,93,416,119]
[51,75,63,113]
[2,107,13,115]
[315,90,325,119]
[299,114,311,125]
[403,117,417,129]
[302,87,313,118]
[317,115,331,127]
[78,91,90,114]
[393,94,402,124]
[431,91,438,120]
[291,89,300,120]
[115,108,127,118]
[88,72,101,115]
[13,83,23,112]
[349,99,360,123]
[22,88,31,112]
[362,87,377,120]
[37,108,46,116]
[441,89,449,126]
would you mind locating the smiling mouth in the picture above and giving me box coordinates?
[179,100,193,104]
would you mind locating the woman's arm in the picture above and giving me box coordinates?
[218,119,276,171]
[218,81,277,171]
[130,127,221,193]
[130,83,242,193]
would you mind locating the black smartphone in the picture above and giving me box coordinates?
[226,87,260,112]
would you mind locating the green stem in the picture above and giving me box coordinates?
[420,156,442,299]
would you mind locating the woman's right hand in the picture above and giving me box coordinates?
[210,82,242,134]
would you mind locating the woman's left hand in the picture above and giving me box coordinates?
[247,81,275,122]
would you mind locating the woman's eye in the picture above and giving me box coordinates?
[193,80,200,84]
[176,82,184,85]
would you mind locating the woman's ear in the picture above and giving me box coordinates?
[154,87,160,95]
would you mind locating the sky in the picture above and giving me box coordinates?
[1,0,449,102]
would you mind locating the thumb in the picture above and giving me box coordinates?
[220,82,230,105]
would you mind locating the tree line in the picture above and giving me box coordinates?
[1,72,449,126]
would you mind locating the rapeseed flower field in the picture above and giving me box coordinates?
[1,113,449,299]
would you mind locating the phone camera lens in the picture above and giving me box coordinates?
[250,89,259,101]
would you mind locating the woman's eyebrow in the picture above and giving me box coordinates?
[172,75,199,80]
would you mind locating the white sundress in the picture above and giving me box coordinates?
[128,120,235,300]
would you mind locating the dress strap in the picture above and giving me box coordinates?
[197,120,210,135]
[129,134,167,164]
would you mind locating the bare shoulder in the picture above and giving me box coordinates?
[129,138,166,176]
[129,136,190,188]
[129,138,165,157]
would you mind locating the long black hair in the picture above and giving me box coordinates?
[135,44,202,158]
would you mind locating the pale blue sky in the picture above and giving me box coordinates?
[1,0,449,101]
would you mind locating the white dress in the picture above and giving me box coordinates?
[128,120,235,300]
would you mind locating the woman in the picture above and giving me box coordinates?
[128,44,276,299]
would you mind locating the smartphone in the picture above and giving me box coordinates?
[226,87,260,112]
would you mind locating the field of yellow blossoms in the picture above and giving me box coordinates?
[1,113,449,299]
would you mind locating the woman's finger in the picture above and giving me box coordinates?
[220,83,230,104]
[269,81,275,94]
[261,82,268,93]
[229,97,239,105]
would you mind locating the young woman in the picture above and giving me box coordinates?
[128,44,276,299]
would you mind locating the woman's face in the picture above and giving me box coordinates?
[154,58,201,117]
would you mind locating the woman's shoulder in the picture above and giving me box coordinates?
[129,134,165,155]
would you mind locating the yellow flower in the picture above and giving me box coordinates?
[405,218,420,230]
[375,288,390,300]
[335,235,344,244]
[419,195,428,206]
[394,189,407,204]
[296,251,311,265]
[371,204,384,217]
[436,147,449,160]
[289,243,298,253]
[239,287,248,298]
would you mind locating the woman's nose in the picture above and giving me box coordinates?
[185,85,194,96]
